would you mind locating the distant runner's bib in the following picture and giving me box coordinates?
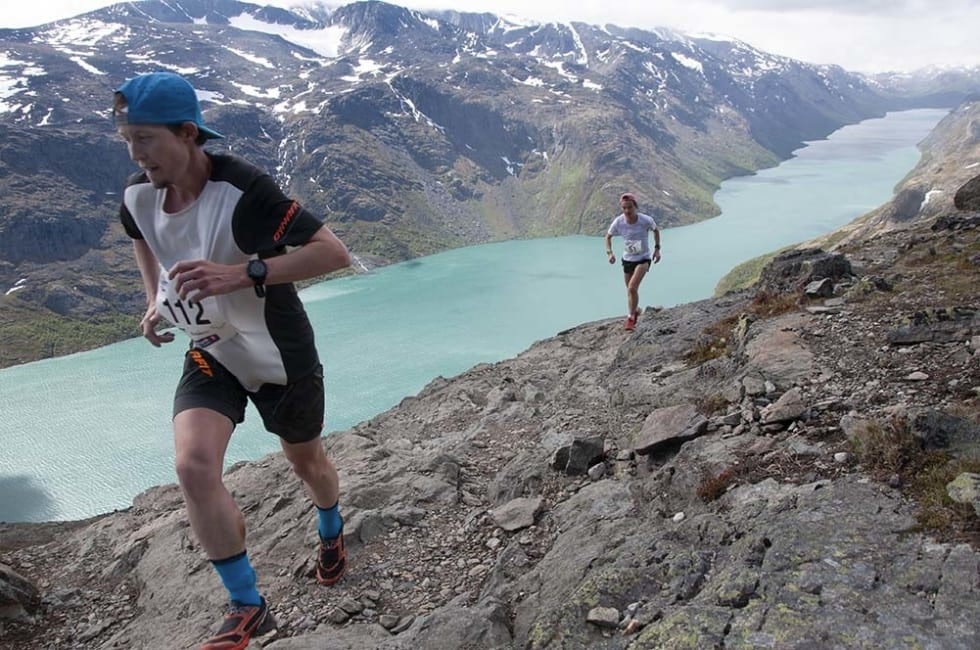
[624,239,644,255]
[156,276,238,348]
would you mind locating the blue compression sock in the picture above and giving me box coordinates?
[212,551,262,606]
[317,501,343,540]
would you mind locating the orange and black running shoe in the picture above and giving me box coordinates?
[316,530,347,585]
[200,597,276,650]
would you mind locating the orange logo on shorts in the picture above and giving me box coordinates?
[189,350,214,377]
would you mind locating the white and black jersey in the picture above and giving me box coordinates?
[119,152,323,392]
[607,213,658,262]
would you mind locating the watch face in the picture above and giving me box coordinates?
[247,259,267,282]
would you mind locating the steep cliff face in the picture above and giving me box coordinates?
[0,127,128,265]
[2,121,979,650]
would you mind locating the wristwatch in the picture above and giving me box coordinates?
[246,259,268,298]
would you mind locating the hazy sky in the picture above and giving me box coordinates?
[2,0,978,73]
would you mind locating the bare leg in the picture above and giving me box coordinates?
[288,436,347,585]
[622,272,632,314]
[173,408,243,559]
[280,437,339,509]
[626,263,650,316]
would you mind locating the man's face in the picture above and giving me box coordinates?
[620,198,636,214]
[117,123,191,189]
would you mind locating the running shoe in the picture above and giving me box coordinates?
[625,315,636,331]
[200,597,276,650]
[316,530,347,585]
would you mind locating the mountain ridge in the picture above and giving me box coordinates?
[2,0,977,368]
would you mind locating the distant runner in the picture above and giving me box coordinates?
[605,192,661,331]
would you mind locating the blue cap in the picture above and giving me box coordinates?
[115,72,223,140]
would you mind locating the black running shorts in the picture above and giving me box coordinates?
[173,348,324,444]
[622,257,652,274]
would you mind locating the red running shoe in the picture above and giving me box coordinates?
[625,315,636,331]
[200,598,276,650]
[316,530,347,585]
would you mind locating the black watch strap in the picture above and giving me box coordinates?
[246,259,267,298]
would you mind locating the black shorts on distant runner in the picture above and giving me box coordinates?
[622,258,652,274]
[173,348,324,444]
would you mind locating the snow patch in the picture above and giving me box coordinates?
[670,52,703,74]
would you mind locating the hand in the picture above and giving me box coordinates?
[140,305,175,348]
[653,249,661,264]
[169,259,247,301]
[607,252,615,264]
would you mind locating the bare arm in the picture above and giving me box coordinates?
[605,233,615,264]
[261,225,351,286]
[652,226,661,264]
[169,225,352,300]
[133,239,160,305]
[132,239,175,347]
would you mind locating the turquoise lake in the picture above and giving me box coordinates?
[0,108,948,522]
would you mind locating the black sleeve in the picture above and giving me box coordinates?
[231,174,324,255]
[119,203,144,239]
[118,170,148,239]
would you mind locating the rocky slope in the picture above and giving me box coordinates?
[2,135,980,648]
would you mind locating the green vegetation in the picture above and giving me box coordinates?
[334,192,470,263]
[849,415,980,541]
[0,299,139,369]
[847,415,926,481]
[534,160,591,235]
[715,248,789,295]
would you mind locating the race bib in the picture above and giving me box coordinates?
[156,276,237,345]
[624,239,644,255]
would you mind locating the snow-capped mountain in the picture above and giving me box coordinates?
[0,0,972,365]
[864,64,980,108]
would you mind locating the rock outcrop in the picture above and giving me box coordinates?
[1,181,979,648]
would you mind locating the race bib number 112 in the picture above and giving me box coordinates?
[156,276,226,338]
